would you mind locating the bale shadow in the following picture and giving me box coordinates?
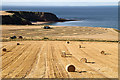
[75,71,87,73]
[3,51,11,52]
[79,71,87,73]
[65,56,72,58]
[81,47,85,48]
[104,53,111,55]
[86,62,95,64]
[19,44,24,45]
[6,51,11,52]
[79,46,85,48]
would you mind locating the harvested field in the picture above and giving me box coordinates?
[1,41,118,78]
[2,25,118,41]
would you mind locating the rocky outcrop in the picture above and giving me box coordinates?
[2,11,77,25]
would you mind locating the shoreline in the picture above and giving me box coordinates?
[1,11,117,29]
[32,21,50,25]
[1,11,78,25]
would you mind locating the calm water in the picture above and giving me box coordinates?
[2,6,118,29]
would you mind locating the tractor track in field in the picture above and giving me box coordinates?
[2,41,118,78]
[61,43,107,78]
[2,44,31,71]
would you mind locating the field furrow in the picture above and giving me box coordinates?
[2,41,118,78]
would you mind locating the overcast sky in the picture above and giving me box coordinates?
[2,0,119,2]
[2,0,119,6]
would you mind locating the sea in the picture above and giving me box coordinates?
[2,6,118,29]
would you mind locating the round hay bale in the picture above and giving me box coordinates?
[67,41,70,44]
[66,64,75,72]
[61,51,66,57]
[19,36,23,39]
[101,51,105,54]
[43,26,51,29]
[13,36,17,39]
[3,48,7,52]
[61,54,66,57]
[17,43,20,45]
[80,58,87,63]
[79,45,81,48]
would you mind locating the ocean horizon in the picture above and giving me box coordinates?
[2,6,118,29]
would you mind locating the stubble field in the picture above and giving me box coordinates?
[1,41,118,78]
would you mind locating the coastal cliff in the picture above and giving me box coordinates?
[2,14,32,25]
[1,11,74,25]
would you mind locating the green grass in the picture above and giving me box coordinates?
[114,29,120,33]
[2,38,119,43]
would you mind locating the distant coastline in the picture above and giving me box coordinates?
[2,6,117,29]
[1,11,78,25]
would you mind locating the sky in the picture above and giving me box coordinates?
[2,0,119,2]
[2,0,119,6]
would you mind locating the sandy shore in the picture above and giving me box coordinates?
[2,25,119,41]
[0,11,13,15]
[32,22,50,25]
